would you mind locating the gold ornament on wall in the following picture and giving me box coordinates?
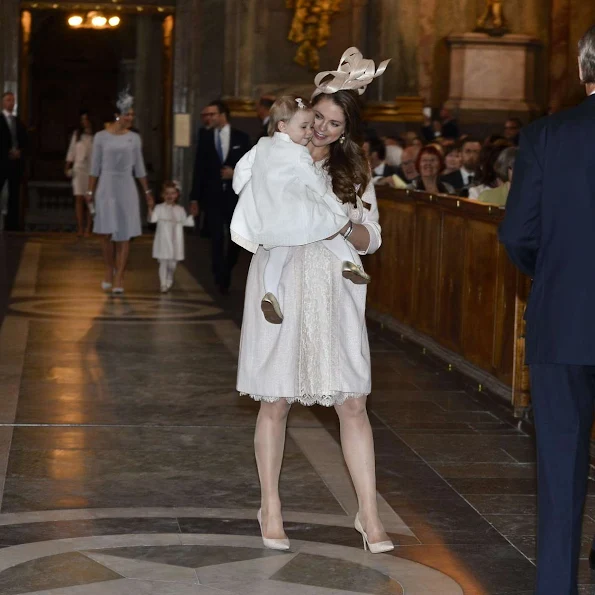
[475,0,509,36]
[287,0,343,71]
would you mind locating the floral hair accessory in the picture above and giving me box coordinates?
[116,87,134,113]
[312,47,390,99]
[295,97,306,109]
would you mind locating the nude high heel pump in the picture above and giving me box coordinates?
[257,509,290,551]
[354,513,394,554]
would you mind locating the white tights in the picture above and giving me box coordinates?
[158,259,177,287]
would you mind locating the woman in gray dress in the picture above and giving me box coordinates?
[86,91,154,294]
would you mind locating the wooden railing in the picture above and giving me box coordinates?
[367,187,531,414]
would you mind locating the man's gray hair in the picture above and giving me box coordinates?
[495,147,518,183]
[578,25,595,84]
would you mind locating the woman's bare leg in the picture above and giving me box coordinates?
[335,396,389,543]
[254,399,291,539]
[74,195,85,236]
[114,241,130,288]
[100,235,115,285]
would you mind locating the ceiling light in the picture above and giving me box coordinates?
[108,16,120,26]
[91,14,107,27]
[68,15,83,27]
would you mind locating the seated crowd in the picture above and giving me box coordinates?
[365,108,521,208]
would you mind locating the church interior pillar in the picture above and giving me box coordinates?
[1,0,20,97]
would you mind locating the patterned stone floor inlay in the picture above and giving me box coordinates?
[0,234,578,594]
[9,296,223,323]
[0,534,467,594]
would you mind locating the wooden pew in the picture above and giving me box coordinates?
[367,187,531,415]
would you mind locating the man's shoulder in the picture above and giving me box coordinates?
[230,127,251,144]
[441,169,462,182]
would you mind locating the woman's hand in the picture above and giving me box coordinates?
[189,201,199,217]
[145,192,155,209]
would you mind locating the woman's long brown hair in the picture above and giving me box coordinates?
[311,90,371,206]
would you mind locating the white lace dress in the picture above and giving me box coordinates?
[236,172,382,407]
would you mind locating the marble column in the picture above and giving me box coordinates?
[223,0,256,100]
[0,0,20,97]
[417,0,438,105]
[549,0,571,112]
[172,0,202,203]
[375,0,420,98]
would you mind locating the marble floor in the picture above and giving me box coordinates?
[0,232,594,594]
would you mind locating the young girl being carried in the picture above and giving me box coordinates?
[231,95,370,324]
[148,181,195,293]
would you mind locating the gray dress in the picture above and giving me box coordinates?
[90,130,147,241]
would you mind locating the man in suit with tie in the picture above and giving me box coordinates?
[0,92,27,231]
[499,24,595,595]
[192,99,251,293]
[441,137,481,197]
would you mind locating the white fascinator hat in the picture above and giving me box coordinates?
[311,47,390,100]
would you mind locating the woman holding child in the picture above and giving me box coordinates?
[234,48,394,553]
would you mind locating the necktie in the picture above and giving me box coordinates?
[467,174,474,186]
[215,129,223,162]
[8,115,17,149]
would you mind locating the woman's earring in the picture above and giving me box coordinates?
[116,116,120,122]
[340,135,345,144]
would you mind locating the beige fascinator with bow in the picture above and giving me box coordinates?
[311,47,390,100]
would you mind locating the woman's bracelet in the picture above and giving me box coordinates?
[86,190,93,197]
[342,221,354,241]
[145,189,152,195]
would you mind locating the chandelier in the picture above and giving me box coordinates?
[67,11,121,29]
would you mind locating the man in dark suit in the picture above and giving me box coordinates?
[191,99,251,293]
[0,92,27,231]
[499,24,595,595]
[363,138,399,184]
[441,137,481,197]
[256,97,274,139]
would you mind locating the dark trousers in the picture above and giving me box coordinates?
[207,203,239,290]
[0,165,23,231]
[530,364,595,595]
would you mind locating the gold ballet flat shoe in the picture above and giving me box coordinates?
[342,261,371,285]
[261,293,283,324]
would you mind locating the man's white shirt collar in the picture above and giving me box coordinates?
[373,163,386,176]
[461,167,474,184]
[2,110,13,120]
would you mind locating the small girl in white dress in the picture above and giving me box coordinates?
[231,95,370,324]
[149,181,194,293]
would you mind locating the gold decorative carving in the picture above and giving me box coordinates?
[287,0,343,71]
[475,0,509,36]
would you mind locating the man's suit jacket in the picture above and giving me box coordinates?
[499,93,595,364]
[0,113,27,174]
[192,126,251,213]
[375,163,400,178]
[441,169,464,190]
[441,169,471,197]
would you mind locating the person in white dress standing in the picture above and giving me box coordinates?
[237,47,394,554]
[65,110,94,237]
[148,181,196,292]
[86,90,154,294]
